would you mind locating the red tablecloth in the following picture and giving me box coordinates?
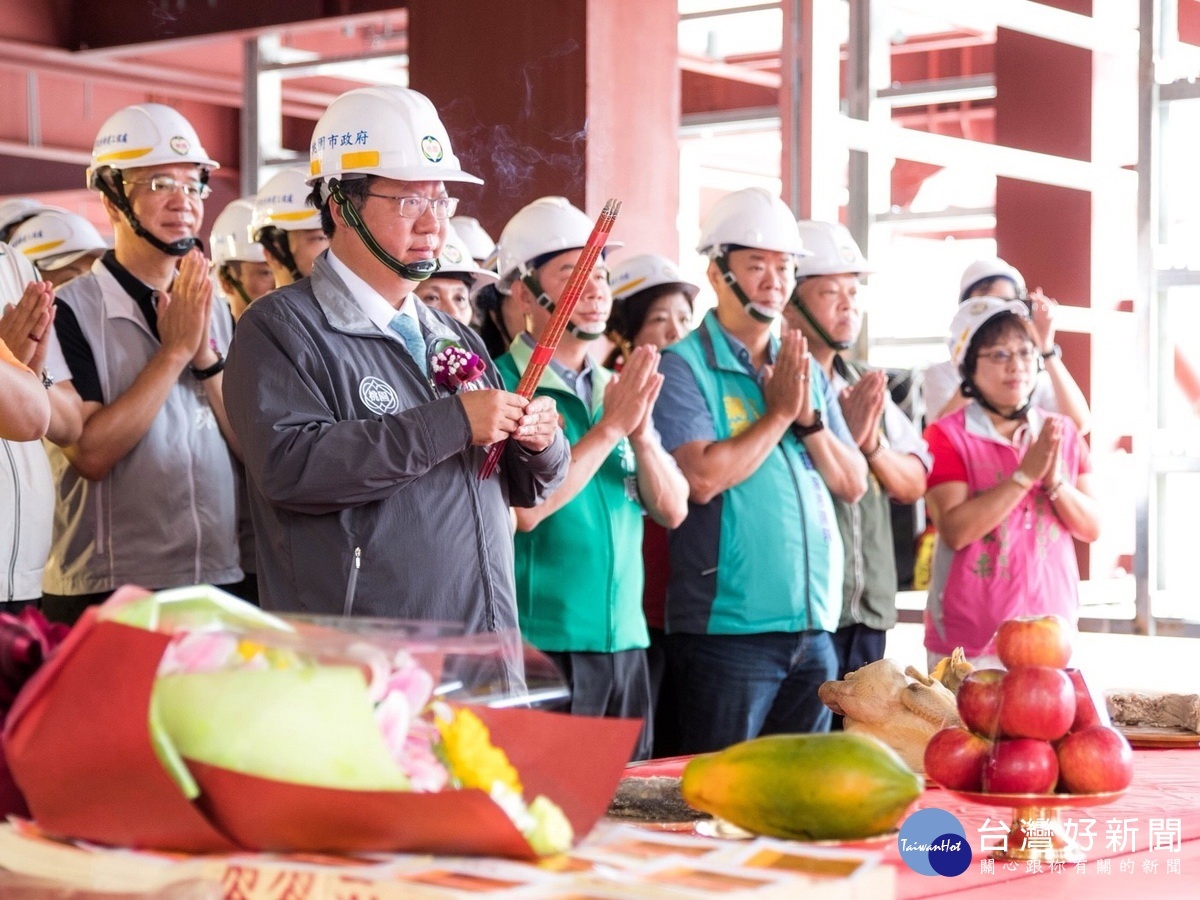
[625,747,1200,898]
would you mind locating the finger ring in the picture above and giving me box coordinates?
[28,333,41,343]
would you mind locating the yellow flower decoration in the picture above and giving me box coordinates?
[437,708,523,795]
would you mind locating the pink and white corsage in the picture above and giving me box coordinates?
[430,340,487,392]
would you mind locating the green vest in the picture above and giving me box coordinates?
[830,357,898,631]
[496,339,649,653]
[662,312,843,635]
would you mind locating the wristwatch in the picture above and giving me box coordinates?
[864,432,889,462]
[792,410,825,439]
[1041,343,1062,360]
[189,352,226,381]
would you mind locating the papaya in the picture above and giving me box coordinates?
[680,732,922,841]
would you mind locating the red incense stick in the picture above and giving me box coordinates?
[478,198,621,480]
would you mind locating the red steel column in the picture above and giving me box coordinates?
[993,2,1095,577]
[407,0,679,257]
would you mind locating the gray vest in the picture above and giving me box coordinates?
[44,263,241,595]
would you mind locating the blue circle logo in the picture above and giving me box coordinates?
[897,808,971,877]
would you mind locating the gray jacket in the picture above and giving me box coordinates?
[224,252,569,633]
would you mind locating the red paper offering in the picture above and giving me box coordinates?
[4,586,640,859]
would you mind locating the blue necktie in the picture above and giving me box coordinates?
[388,312,428,376]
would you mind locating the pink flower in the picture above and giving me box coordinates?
[401,720,449,792]
[430,341,486,391]
[158,631,239,675]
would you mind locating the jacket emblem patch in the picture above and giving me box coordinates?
[359,375,400,415]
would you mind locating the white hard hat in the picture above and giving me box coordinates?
[307,86,481,186]
[959,257,1026,301]
[609,253,699,303]
[434,224,500,296]
[448,215,495,262]
[794,221,873,278]
[0,241,39,305]
[947,296,1030,368]
[9,209,108,272]
[210,198,266,267]
[252,168,320,237]
[0,199,57,238]
[697,188,809,259]
[86,103,219,188]
[495,196,623,289]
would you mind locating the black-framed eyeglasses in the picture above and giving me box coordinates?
[362,193,459,220]
[977,347,1039,366]
[124,174,211,200]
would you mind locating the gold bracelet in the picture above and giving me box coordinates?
[864,443,886,463]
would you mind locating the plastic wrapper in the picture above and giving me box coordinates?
[4,586,641,860]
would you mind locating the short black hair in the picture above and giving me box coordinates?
[309,176,376,238]
[961,312,1037,384]
[609,283,691,343]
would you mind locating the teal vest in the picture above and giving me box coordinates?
[662,312,843,635]
[496,340,649,653]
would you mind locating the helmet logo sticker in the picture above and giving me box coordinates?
[359,375,400,415]
[420,136,444,163]
[443,244,463,264]
[169,136,191,156]
[840,245,856,263]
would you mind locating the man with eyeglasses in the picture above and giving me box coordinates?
[43,103,242,624]
[224,86,568,635]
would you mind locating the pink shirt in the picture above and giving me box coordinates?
[923,405,1091,657]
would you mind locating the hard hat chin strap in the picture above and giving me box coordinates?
[218,263,254,311]
[330,180,440,283]
[257,227,303,282]
[96,170,198,258]
[521,272,603,341]
[715,255,776,324]
[959,375,1034,421]
[789,285,853,351]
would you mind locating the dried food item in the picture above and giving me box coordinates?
[1106,690,1200,733]
[606,776,709,822]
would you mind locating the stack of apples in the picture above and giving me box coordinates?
[924,615,1134,795]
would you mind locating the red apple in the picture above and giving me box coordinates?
[982,738,1059,794]
[995,615,1073,669]
[957,669,1006,737]
[1056,726,1134,794]
[1066,668,1103,732]
[999,666,1076,741]
[925,727,993,791]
